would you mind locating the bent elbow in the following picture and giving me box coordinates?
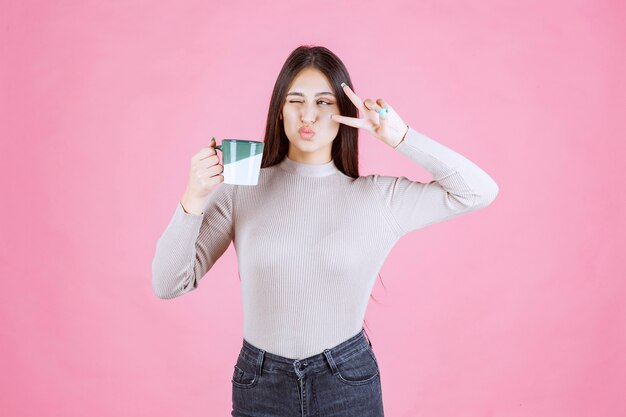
[152,276,174,299]
[152,271,197,300]
[474,179,499,209]
[152,283,175,299]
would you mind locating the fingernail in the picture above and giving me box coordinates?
[340,82,346,88]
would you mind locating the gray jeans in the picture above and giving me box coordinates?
[231,327,384,416]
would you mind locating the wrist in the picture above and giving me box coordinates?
[391,124,410,149]
[180,192,206,216]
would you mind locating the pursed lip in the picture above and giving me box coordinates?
[299,127,314,134]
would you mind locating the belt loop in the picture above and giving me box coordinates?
[323,348,339,375]
[257,350,265,377]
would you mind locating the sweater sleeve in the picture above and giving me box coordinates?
[371,126,499,237]
[151,183,235,299]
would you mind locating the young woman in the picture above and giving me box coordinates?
[152,45,499,417]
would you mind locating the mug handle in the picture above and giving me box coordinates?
[210,137,222,152]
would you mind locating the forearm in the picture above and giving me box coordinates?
[151,204,204,299]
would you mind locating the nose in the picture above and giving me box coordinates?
[301,102,318,125]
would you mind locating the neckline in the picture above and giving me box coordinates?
[278,155,339,177]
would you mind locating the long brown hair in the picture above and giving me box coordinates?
[261,45,360,178]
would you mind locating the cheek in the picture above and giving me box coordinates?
[282,108,298,122]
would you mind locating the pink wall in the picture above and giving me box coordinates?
[2,0,625,416]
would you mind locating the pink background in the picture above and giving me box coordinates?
[2,0,625,416]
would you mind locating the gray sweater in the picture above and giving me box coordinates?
[152,126,499,359]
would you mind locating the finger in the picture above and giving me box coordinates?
[374,98,390,120]
[197,148,217,161]
[197,138,218,160]
[198,154,220,168]
[363,98,383,126]
[331,114,366,129]
[201,163,224,177]
[376,98,389,111]
[340,83,367,112]
[363,98,382,112]
[377,98,395,116]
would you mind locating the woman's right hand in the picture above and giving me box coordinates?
[180,137,224,214]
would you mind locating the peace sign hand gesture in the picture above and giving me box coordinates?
[330,82,410,148]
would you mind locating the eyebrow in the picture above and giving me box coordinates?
[286,91,336,97]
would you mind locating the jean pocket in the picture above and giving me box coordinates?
[334,346,380,386]
[231,355,259,389]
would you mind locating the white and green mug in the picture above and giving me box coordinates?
[211,139,264,185]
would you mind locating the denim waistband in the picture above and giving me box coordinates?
[238,328,373,378]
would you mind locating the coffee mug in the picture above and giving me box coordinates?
[211,139,264,185]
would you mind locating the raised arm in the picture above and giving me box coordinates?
[151,183,235,299]
[371,126,499,236]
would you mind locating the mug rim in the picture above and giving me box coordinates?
[221,139,264,144]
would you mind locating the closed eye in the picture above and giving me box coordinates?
[288,100,334,105]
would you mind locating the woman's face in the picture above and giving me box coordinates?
[281,67,340,164]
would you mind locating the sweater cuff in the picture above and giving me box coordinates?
[175,201,205,224]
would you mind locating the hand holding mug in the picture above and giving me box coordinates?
[181,137,224,215]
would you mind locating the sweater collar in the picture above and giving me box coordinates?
[278,155,339,177]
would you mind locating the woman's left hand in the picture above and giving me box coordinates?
[330,83,409,148]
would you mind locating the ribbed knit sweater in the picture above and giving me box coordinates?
[151,126,499,359]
